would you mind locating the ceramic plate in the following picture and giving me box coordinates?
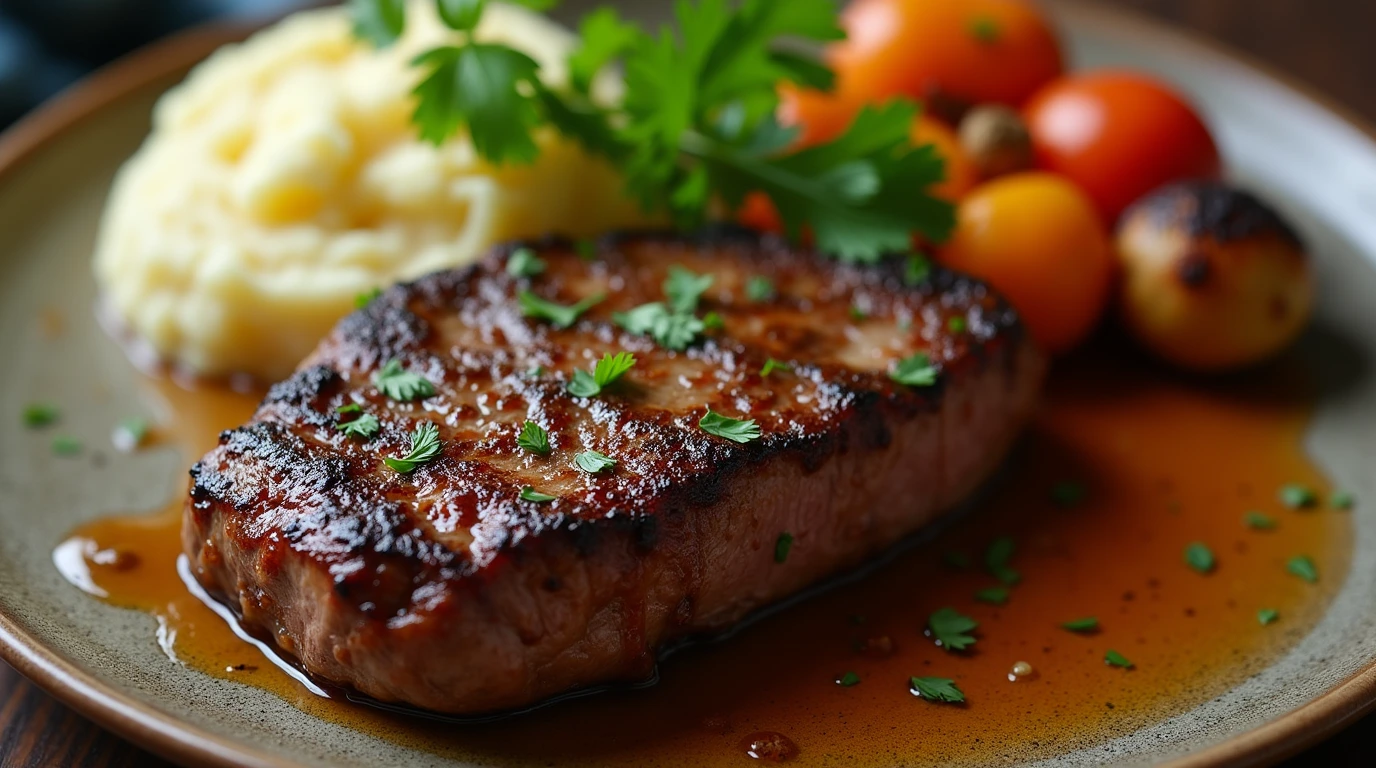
[3,2,1376,766]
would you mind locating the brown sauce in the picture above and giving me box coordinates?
[55,350,1350,766]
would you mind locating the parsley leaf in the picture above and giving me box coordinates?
[1184,542,1216,574]
[518,290,603,328]
[746,275,776,302]
[1287,555,1318,583]
[613,303,706,351]
[435,0,486,32]
[354,287,383,308]
[904,254,931,285]
[567,352,636,397]
[664,266,714,314]
[975,586,1009,605]
[760,358,792,377]
[51,436,82,457]
[947,316,967,334]
[1331,491,1357,510]
[350,0,406,47]
[1278,483,1317,509]
[1061,617,1099,633]
[927,607,978,652]
[520,486,557,502]
[910,676,964,703]
[574,449,616,474]
[383,422,442,473]
[836,671,860,687]
[568,7,640,94]
[412,44,543,163]
[336,406,381,439]
[373,359,436,401]
[1244,511,1277,530]
[984,536,1020,586]
[1258,608,1279,626]
[891,353,938,387]
[774,532,793,563]
[23,403,59,429]
[507,247,546,278]
[517,420,551,455]
[1105,649,1134,669]
[699,409,762,443]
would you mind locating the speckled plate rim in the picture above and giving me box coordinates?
[0,4,1374,767]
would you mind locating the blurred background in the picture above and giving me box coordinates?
[1,1,1375,129]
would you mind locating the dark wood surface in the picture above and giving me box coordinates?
[4,1,1376,766]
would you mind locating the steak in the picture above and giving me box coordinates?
[183,229,1045,715]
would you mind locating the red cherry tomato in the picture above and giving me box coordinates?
[1023,71,1222,222]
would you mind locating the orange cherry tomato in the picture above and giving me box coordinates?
[1024,70,1222,223]
[830,0,1064,111]
[912,117,977,202]
[777,84,857,147]
[939,172,1112,353]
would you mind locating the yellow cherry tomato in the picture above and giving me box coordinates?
[939,172,1112,353]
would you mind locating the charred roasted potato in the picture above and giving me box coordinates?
[1115,182,1313,371]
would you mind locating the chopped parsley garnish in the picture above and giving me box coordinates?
[1331,491,1357,510]
[910,676,965,703]
[1051,481,1087,507]
[354,287,383,308]
[947,316,967,334]
[383,422,441,473]
[525,365,545,378]
[1104,649,1134,669]
[849,305,868,322]
[1061,617,1099,633]
[927,607,978,651]
[1278,483,1317,509]
[701,311,724,330]
[567,351,636,398]
[574,449,616,474]
[760,358,792,377]
[518,290,604,329]
[1287,555,1318,583]
[1184,542,1216,574]
[613,302,705,351]
[746,276,776,302]
[1244,511,1277,530]
[699,409,762,443]
[969,16,1000,43]
[904,254,932,285]
[774,532,794,563]
[1258,608,1279,626]
[520,486,558,503]
[336,406,380,439]
[663,266,714,314]
[373,359,436,401]
[51,436,82,456]
[984,536,1020,585]
[23,403,58,428]
[516,420,551,455]
[364,0,953,263]
[836,672,860,687]
[113,417,150,451]
[575,239,597,261]
[891,353,938,388]
[975,586,1009,605]
[507,247,546,278]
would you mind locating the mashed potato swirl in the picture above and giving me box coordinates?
[95,1,650,380]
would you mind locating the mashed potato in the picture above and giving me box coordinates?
[95,1,651,380]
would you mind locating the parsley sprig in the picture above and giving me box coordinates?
[373,359,436,401]
[356,0,954,261]
[910,676,965,704]
[517,420,552,455]
[384,422,443,473]
[567,352,636,397]
[699,409,761,443]
[927,607,978,652]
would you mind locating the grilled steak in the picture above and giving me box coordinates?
[184,229,1045,715]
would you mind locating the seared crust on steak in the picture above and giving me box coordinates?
[184,228,1045,714]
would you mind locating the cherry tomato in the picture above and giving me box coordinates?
[939,172,1112,353]
[912,116,978,202]
[830,0,1064,112]
[1024,71,1222,222]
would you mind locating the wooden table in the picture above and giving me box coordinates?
[3,1,1375,765]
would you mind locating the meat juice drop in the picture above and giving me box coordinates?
[56,348,1349,767]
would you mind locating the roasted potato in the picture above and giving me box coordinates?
[1115,182,1313,371]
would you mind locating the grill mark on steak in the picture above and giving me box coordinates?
[184,228,1045,714]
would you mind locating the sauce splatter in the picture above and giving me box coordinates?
[55,349,1350,766]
